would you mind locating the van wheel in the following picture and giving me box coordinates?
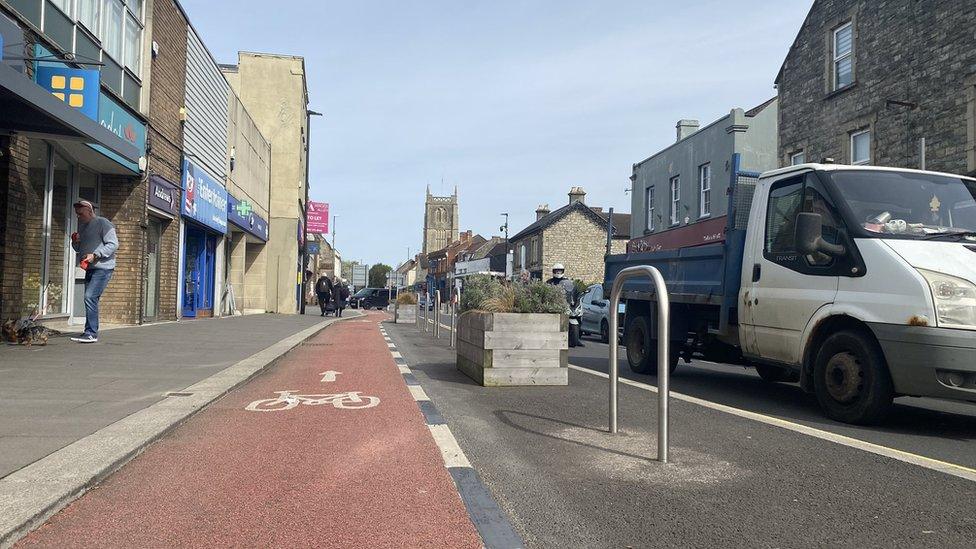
[755,364,800,383]
[813,330,894,425]
[625,316,678,376]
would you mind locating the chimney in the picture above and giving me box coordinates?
[676,119,700,141]
[535,204,551,221]
[460,230,472,243]
[568,186,586,205]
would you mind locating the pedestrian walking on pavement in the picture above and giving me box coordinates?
[315,274,334,317]
[333,278,349,317]
[70,199,118,344]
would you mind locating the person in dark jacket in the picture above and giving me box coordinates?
[333,279,350,317]
[315,274,334,317]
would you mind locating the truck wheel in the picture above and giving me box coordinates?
[600,320,610,344]
[813,330,894,425]
[755,364,801,383]
[625,316,678,376]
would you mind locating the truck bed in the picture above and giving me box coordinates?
[604,230,746,332]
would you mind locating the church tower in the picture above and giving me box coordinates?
[422,185,459,254]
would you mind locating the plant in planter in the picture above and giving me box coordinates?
[394,292,418,323]
[456,275,569,386]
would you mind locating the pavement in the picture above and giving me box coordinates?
[0,312,342,479]
[387,318,976,548]
[13,311,484,548]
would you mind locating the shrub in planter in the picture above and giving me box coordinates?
[396,292,418,305]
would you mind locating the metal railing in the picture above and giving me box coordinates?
[608,265,671,463]
[423,296,430,333]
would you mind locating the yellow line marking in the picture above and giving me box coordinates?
[568,364,976,483]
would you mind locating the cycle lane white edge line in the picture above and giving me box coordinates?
[567,364,976,483]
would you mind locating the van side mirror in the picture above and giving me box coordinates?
[796,212,846,257]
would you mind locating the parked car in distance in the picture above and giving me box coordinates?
[581,284,612,342]
[350,288,396,310]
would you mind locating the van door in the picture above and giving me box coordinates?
[747,173,841,365]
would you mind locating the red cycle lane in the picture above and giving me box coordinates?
[18,311,481,549]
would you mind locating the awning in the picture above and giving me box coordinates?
[0,62,140,165]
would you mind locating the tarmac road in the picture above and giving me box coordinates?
[389,321,976,548]
[570,334,976,470]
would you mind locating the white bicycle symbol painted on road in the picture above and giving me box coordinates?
[246,390,380,412]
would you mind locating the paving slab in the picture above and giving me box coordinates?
[0,313,343,479]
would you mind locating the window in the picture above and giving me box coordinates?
[670,176,680,225]
[77,0,100,35]
[833,22,854,91]
[102,0,124,61]
[765,175,848,271]
[645,186,655,231]
[50,0,73,17]
[851,130,871,165]
[765,178,804,254]
[519,244,526,269]
[123,11,140,73]
[791,151,806,166]
[699,164,711,217]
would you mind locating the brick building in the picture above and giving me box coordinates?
[425,230,484,299]
[776,0,976,175]
[1,1,149,326]
[143,0,190,322]
[511,187,630,284]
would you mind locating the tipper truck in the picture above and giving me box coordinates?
[605,159,976,424]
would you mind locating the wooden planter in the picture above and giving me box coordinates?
[394,305,416,324]
[456,311,568,386]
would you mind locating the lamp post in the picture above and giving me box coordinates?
[300,109,324,315]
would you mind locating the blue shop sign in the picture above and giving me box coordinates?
[227,195,269,242]
[306,241,320,255]
[182,159,228,234]
[35,65,99,121]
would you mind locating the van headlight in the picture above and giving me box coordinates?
[918,269,976,329]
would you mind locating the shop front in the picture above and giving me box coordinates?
[225,195,269,314]
[145,175,181,322]
[180,159,227,318]
[1,15,144,321]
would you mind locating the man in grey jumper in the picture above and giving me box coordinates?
[70,199,118,343]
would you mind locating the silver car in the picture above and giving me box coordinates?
[580,284,611,342]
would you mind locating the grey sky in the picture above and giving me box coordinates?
[181,0,812,268]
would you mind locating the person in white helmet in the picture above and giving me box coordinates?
[546,263,583,347]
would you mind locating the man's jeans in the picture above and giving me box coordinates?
[84,268,113,337]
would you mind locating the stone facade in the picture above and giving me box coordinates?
[144,0,190,321]
[222,53,310,314]
[511,189,629,284]
[422,187,459,254]
[777,0,976,175]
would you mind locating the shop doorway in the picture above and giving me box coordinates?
[182,226,217,318]
[143,218,162,321]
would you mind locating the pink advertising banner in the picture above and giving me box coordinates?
[307,201,329,234]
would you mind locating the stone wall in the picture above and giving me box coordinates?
[778,0,976,175]
[541,210,625,285]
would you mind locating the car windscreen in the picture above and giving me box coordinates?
[828,170,976,241]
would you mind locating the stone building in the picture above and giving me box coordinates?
[776,0,976,175]
[510,187,630,283]
[222,52,310,313]
[422,185,459,255]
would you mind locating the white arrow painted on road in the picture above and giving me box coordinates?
[319,370,341,383]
